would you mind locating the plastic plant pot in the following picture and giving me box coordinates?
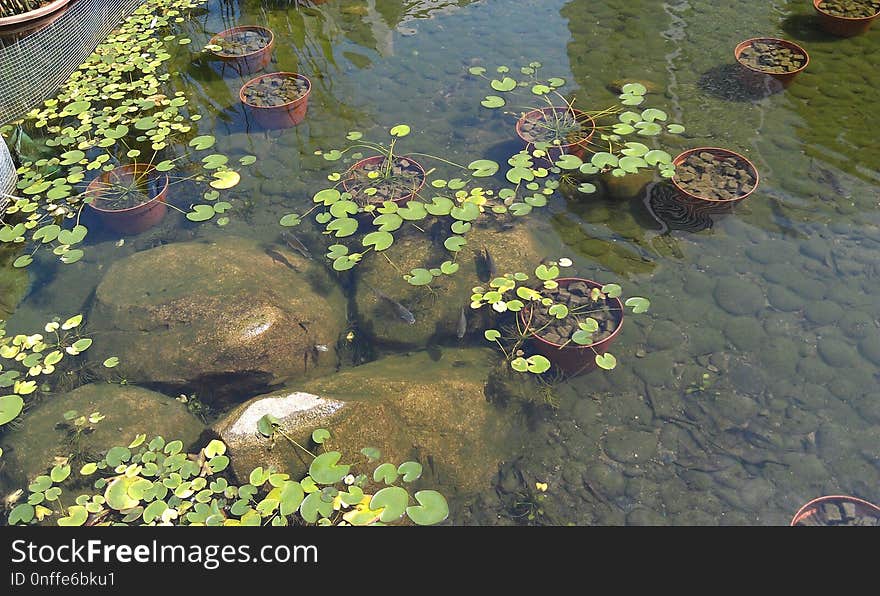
[791,495,880,526]
[0,0,72,27]
[240,72,311,129]
[208,26,275,76]
[515,107,596,161]
[813,0,880,36]
[734,38,810,88]
[520,277,624,377]
[85,164,169,235]
[341,155,427,207]
[671,147,760,205]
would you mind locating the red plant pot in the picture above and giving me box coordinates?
[734,38,809,89]
[791,495,880,526]
[671,147,760,206]
[85,164,169,235]
[520,277,624,377]
[515,107,596,161]
[240,72,311,129]
[813,0,880,36]
[341,155,427,206]
[209,26,275,75]
[0,0,72,27]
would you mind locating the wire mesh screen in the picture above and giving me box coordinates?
[0,139,14,215]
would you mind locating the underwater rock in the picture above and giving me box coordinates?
[804,300,843,325]
[723,316,765,351]
[0,384,204,489]
[858,334,880,366]
[766,284,804,312]
[646,319,684,351]
[713,276,765,315]
[602,428,658,465]
[88,236,346,403]
[817,338,859,368]
[354,222,544,347]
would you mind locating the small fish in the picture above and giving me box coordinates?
[482,247,497,278]
[365,283,415,325]
[281,231,313,260]
[456,306,467,339]
[265,248,298,271]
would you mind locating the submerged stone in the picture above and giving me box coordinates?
[714,276,765,315]
[0,384,204,488]
[88,236,346,403]
[602,428,658,465]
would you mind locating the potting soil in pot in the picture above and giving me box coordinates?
[675,152,756,201]
[738,40,806,74]
[818,0,880,18]
[519,110,591,145]
[215,30,271,56]
[794,501,880,526]
[344,157,424,203]
[242,75,308,107]
[528,281,621,345]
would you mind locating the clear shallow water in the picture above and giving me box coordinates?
[3,0,880,524]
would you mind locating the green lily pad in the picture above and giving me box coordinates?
[308,451,350,485]
[210,170,240,189]
[0,395,24,425]
[667,124,685,134]
[555,154,583,170]
[407,267,434,285]
[405,490,449,525]
[490,77,517,92]
[481,95,505,108]
[373,213,403,232]
[373,462,398,484]
[186,204,215,222]
[625,296,651,313]
[370,486,409,522]
[105,476,140,510]
[9,503,35,525]
[450,201,479,221]
[443,235,467,252]
[279,481,305,516]
[397,461,422,482]
[299,491,333,523]
[484,329,501,341]
[280,213,302,227]
[595,353,617,370]
[389,124,410,137]
[189,135,216,150]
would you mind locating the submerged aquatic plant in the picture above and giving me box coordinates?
[471,258,649,373]
[6,427,449,527]
[0,0,250,269]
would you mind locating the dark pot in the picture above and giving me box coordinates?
[791,495,880,526]
[85,164,169,234]
[240,72,311,129]
[813,0,880,36]
[671,147,759,205]
[734,37,809,89]
[208,26,275,76]
[515,106,596,161]
[521,277,623,377]
[341,155,427,206]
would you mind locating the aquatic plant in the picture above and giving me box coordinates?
[6,426,449,526]
[0,0,249,269]
[469,61,685,197]
[0,314,117,433]
[470,258,649,373]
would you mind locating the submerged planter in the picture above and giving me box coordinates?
[515,107,596,160]
[85,164,169,234]
[342,155,427,206]
[791,495,880,526]
[240,72,311,129]
[734,38,809,88]
[671,147,759,205]
[521,278,623,377]
[601,169,656,200]
[0,0,71,27]
[813,0,880,36]
[208,26,275,75]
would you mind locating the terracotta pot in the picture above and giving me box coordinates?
[813,0,880,36]
[734,37,809,88]
[0,0,72,27]
[341,155,427,206]
[240,72,311,129]
[791,495,880,526]
[515,106,596,161]
[208,26,275,75]
[671,147,759,205]
[521,277,624,377]
[85,164,169,234]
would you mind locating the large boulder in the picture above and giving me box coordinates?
[354,222,545,347]
[0,383,204,488]
[88,236,347,403]
[213,348,513,494]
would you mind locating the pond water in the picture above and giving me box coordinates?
[2,0,879,525]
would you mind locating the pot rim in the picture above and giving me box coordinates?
[671,146,760,203]
[520,277,625,350]
[515,106,597,152]
[239,72,312,110]
[341,154,427,204]
[0,0,71,27]
[85,163,169,214]
[209,25,275,60]
[790,495,880,526]
[733,37,810,77]
[812,0,880,21]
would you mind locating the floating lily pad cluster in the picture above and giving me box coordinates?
[738,40,807,74]
[8,427,449,527]
[0,314,117,432]
[471,259,649,373]
[0,0,251,268]
[817,0,880,18]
